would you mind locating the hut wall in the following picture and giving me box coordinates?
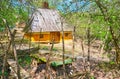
[24,31,72,43]
[24,32,50,42]
[60,31,72,42]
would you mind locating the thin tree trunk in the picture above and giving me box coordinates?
[0,19,19,79]
[1,42,7,79]
[72,26,76,59]
[61,18,66,78]
[45,39,54,79]
[5,20,21,79]
[87,27,91,72]
[87,27,90,61]
[99,27,109,54]
[1,29,8,79]
[81,38,85,57]
[29,31,32,53]
[13,31,21,79]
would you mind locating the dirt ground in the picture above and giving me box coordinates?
[38,39,110,62]
[3,39,118,79]
[26,39,119,79]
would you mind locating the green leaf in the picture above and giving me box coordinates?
[91,76,95,79]
[51,58,72,67]
[4,71,8,76]
[0,71,2,76]
[110,61,115,65]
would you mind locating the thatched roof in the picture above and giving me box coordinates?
[24,9,72,32]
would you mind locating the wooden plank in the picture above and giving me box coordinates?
[7,59,30,79]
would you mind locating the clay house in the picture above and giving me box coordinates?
[23,2,73,43]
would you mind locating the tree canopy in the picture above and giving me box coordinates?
[0,0,29,31]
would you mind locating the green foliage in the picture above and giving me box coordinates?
[4,71,9,76]
[30,54,46,63]
[91,76,95,79]
[63,12,108,40]
[18,55,32,67]
[42,46,49,50]
[109,61,115,65]
[0,70,9,76]
[51,58,72,67]
[41,46,58,51]
[0,71,2,76]
[0,0,29,31]
[60,1,120,60]
[98,61,119,72]
[52,48,58,51]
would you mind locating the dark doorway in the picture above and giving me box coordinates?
[50,32,60,43]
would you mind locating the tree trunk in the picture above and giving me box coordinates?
[1,43,7,79]
[5,20,21,79]
[61,18,66,78]
[45,39,54,79]
[72,26,76,59]
[87,27,90,61]
[95,0,120,63]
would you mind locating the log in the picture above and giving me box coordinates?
[7,59,30,79]
[68,72,86,78]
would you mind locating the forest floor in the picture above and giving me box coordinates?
[0,39,119,79]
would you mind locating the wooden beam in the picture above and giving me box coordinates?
[7,59,30,79]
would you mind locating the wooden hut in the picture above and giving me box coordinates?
[24,5,72,43]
